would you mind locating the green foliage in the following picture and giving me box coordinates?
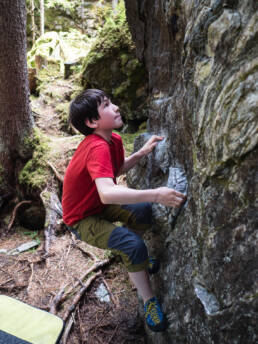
[45,0,76,10]
[23,231,41,245]
[80,0,147,130]
[55,102,70,129]
[27,29,90,73]
[19,128,51,191]
[26,0,77,11]
[83,1,134,69]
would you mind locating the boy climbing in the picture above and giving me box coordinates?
[62,89,186,332]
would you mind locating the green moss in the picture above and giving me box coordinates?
[19,128,51,191]
[115,129,145,156]
[55,102,69,118]
[55,101,70,129]
[139,121,147,130]
[36,63,62,94]
[81,1,137,79]
[79,1,147,130]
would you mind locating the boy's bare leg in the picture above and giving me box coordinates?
[128,269,155,303]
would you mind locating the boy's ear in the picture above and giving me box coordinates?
[85,118,98,129]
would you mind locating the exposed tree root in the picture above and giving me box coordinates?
[61,258,110,303]
[102,277,119,307]
[61,271,102,344]
[47,161,64,183]
[61,314,75,344]
[49,284,67,315]
[63,271,102,322]
[27,262,34,294]
[8,200,32,231]
[69,232,98,262]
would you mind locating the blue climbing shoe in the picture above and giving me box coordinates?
[148,257,160,274]
[144,297,167,332]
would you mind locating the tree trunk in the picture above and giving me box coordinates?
[30,0,36,44]
[40,0,44,36]
[0,0,34,200]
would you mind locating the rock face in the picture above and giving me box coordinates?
[124,1,258,343]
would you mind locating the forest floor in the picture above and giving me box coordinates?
[0,65,146,343]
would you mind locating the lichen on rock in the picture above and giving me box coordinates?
[125,0,258,343]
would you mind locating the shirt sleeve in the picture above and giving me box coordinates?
[87,143,114,181]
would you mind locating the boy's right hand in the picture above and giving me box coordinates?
[155,187,187,208]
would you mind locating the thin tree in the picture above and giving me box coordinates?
[81,0,85,31]
[112,0,118,14]
[30,0,37,44]
[0,0,34,201]
[40,0,44,36]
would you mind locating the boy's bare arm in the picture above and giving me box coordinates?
[118,150,144,175]
[95,177,186,208]
[118,135,164,175]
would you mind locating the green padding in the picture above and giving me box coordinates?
[0,295,64,344]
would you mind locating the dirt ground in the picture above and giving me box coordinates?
[0,228,146,343]
[0,67,146,343]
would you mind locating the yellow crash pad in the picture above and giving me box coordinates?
[0,295,64,344]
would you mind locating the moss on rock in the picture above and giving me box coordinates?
[19,128,51,191]
[55,102,71,131]
[81,1,148,130]
[27,29,91,76]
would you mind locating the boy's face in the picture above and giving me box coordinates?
[96,97,123,130]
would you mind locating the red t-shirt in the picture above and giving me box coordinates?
[62,132,124,226]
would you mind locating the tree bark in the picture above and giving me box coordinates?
[40,0,44,36]
[0,0,34,200]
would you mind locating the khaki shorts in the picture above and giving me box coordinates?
[71,203,152,272]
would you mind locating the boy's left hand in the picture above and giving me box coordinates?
[139,135,164,156]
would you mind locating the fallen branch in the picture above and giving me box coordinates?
[102,278,119,307]
[47,161,64,183]
[32,110,44,118]
[62,259,110,302]
[8,200,32,231]
[76,306,85,342]
[0,284,27,292]
[49,284,68,314]
[108,323,119,344]
[27,263,34,294]
[0,278,14,286]
[70,233,98,262]
[63,270,101,322]
[61,312,74,344]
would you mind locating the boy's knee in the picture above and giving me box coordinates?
[131,236,148,264]
[122,202,153,226]
[108,226,148,264]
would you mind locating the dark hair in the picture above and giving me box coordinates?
[69,89,109,135]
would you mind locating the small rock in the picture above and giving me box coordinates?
[194,283,220,315]
[0,249,8,254]
[95,283,110,303]
[8,240,39,255]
